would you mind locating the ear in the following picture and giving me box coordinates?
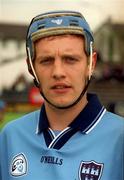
[88,51,97,79]
[92,51,97,72]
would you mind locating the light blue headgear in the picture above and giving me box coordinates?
[26,10,94,80]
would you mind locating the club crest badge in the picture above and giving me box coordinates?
[10,153,28,177]
[79,160,104,180]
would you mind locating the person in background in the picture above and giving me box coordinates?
[0,11,124,180]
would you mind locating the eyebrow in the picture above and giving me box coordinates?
[35,55,53,61]
[36,54,83,64]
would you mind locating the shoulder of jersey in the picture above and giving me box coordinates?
[105,111,124,129]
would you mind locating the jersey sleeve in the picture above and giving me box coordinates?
[0,164,2,180]
[0,132,2,180]
[0,128,8,180]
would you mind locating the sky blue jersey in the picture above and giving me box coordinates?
[0,94,124,180]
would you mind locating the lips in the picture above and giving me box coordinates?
[51,84,71,89]
[50,83,71,93]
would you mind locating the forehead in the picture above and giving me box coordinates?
[41,34,84,40]
[35,34,85,49]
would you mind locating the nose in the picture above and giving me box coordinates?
[52,58,66,80]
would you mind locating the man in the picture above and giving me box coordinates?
[0,11,124,180]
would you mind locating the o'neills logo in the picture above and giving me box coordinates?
[40,155,63,165]
[79,160,104,180]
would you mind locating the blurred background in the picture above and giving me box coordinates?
[0,0,124,129]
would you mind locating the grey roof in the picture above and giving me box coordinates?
[0,22,28,40]
[112,24,124,39]
[94,19,124,39]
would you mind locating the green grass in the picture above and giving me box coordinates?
[0,112,26,130]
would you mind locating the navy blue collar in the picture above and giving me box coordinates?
[37,93,105,134]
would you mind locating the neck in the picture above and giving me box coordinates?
[44,94,88,131]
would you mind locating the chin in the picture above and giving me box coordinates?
[49,99,75,108]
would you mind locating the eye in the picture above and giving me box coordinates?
[64,56,78,64]
[39,57,54,65]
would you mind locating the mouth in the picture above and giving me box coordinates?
[51,82,71,89]
[51,84,71,93]
[52,85,70,89]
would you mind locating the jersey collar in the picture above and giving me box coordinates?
[37,93,106,134]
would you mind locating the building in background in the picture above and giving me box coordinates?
[95,18,124,66]
[0,23,27,65]
[89,19,124,116]
[93,18,124,82]
[0,23,43,112]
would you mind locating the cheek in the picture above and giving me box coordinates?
[34,66,47,87]
[74,67,89,89]
[72,71,85,89]
[75,66,88,80]
[34,64,46,81]
[39,75,48,89]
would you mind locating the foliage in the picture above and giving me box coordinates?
[0,112,25,130]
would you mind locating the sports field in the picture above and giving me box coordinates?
[0,112,26,130]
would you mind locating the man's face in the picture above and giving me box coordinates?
[34,35,94,108]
